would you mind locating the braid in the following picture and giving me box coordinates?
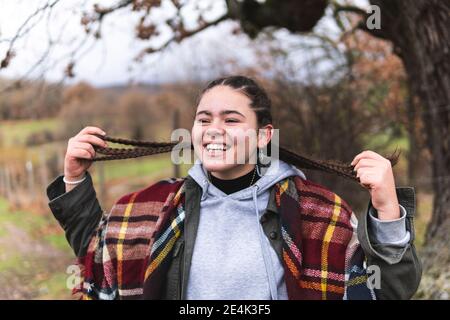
[98,135,176,148]
[92,135,400,184]
[280,146,400,183]
[92,135,177,162]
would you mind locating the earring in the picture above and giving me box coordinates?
[256,163,262,177]
[256,149,264,176]
[258,149,264,163]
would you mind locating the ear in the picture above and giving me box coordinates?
[257,124,274,149]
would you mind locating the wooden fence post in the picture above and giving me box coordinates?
[173,109,180,178]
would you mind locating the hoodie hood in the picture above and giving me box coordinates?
[187,158,306,200]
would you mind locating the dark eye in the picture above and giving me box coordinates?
[225,118,239,123]
[197,118,210,124]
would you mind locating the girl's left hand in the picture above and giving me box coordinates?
[351,150,400,220]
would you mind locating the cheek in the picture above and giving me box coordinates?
[228,128,258,148]
[191,125,203,146]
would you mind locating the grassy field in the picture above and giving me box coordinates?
[100,153,175,181]
[0,197,74,299]
[0,118,59,147]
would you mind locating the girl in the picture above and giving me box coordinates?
[48,75,421,300]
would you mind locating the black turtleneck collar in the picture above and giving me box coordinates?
[208,167,260,195]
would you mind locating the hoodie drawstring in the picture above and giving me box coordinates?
[252,185,278,300]
[201,179,209,201]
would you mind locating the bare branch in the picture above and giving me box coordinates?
[0,0,62,69]
[94,0,134,15]
[136,12,230,61]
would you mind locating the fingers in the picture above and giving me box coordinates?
[351,150,385,166]
[353,158,381,171]
[79,126,106,137]
[69,141,96,160]
[69,126,108,150]
[66,126,109,163]
[77,134,108,148]
[355,169,377,189]
[355,168,376,179]
[71,148,93,160]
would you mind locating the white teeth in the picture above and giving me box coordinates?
[206,143,227,151]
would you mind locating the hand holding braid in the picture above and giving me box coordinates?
[351,150,402,220]
[64,127,108,181]
[90,132,400,185]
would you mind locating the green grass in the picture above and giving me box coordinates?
[101,154,171,181]
[0,197,70,253]
[414,192,433,249]
[43,234,71,252]
[93,153,193,183]
[362,131,409,153]
[0,254,23,272]
[0,197,74,299]
[0,198,51,236]
[32,271,73,300]
[0,197,8,212]
[0,118,59,147]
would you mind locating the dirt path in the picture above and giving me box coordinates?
[0,222,74,299]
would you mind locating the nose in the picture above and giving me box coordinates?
[205,122,225,139]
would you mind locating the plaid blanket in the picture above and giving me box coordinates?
[76,176,375,300]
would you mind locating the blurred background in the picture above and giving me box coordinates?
[0,0,448,299]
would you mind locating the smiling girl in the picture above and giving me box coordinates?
[48,75,421,300]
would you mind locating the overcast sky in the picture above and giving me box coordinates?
[0,0,369,87]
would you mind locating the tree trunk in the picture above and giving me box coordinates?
[406,86,418,186]
[368,0,450,242]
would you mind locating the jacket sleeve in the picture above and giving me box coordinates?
[47,172,103,257]
[357,187,422,300]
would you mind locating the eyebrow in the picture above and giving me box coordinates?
[195,110,246,118]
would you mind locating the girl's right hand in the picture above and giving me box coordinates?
[64,126,108,181]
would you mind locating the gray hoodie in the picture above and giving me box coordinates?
[186,159,305,300]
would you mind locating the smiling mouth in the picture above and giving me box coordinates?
[203,143,231,153]
[203,143,230,151]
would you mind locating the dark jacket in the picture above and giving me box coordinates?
[47,172,422,300]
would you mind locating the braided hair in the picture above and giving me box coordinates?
[92,75,400,184]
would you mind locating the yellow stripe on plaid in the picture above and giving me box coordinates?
[144,217,182,280]
[299,280,345,294]
[276,180,289,206]
[347,275,368,287]
[320,194,342,300]
[173,183,184,203]
[117,192,138,288]
[280,179,289,194]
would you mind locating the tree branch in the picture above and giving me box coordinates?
[0,0,61,69]
[93,0,134,16]
[136,12,230,61]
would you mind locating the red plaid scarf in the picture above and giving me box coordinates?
[76,176,373,300]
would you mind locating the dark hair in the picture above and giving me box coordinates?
[199,75,273,127]
[92,75,399,183]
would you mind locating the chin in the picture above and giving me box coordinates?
[201,160,235,173]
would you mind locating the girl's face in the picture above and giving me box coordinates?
[192,85,272,179]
